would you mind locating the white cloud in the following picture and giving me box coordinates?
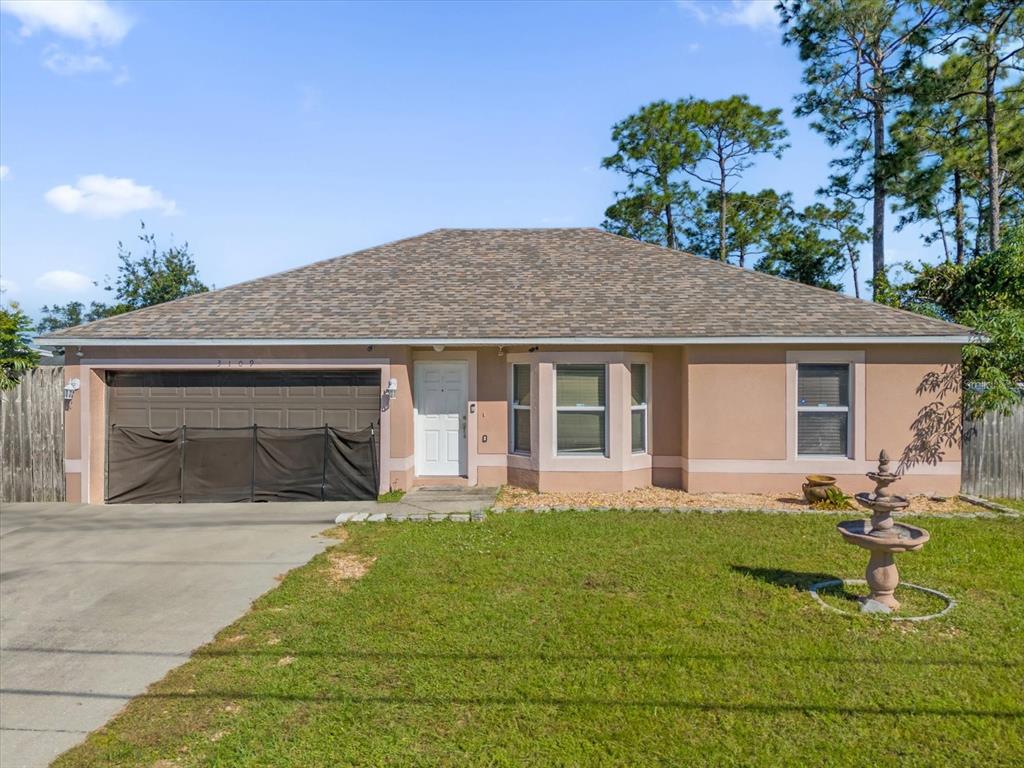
[35,270,95,294]
[0,0,132,46]
[42,45,110,75]
[687,42,702,53]
[0,165,9,180]
[678,1,780,32]
[0,278,18,294]
[45,174,178,218]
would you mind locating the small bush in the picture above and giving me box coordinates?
[811,486,854,510]
[377,489,406,503]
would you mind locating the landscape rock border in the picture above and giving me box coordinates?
[809,578,956,622]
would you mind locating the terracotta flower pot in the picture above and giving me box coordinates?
[802,474,837,503]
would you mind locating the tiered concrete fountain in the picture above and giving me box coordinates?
[837,450,930,613]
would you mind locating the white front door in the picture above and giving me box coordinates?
[415,362,468,477]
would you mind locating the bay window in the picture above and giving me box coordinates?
[555,364,607,455]
[511,364,531,454]
[630,363,648,453]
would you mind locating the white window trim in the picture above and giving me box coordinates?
[630,362,649,455]
[553,363,608,457]
[509,363,531,456]
[786,351,865,463]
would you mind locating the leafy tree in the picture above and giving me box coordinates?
[778,0,940,296]
[676,96,789,261]
[37,300,113,333]
[684,188,790,268]
[106,222,208,315]
[601,181,696,249]
[934,0,1024,251]
[601,101,702,249]
[35,222,209,332]
[880,223,1024,415]
[893,33,1023,263]
[890,53,982,264]
[0,302,40,390]
[807,195,870,297]
[755,200,848,290]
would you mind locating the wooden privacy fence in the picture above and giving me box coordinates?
[961,400,1024,500]
[1,366,65,503]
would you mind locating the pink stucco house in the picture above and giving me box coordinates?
[38,229,970,504]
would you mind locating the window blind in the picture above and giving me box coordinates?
[556,365,606,408]
[798,364,849,407]
[798,412,848,456]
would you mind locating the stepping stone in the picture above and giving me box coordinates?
[367,513,387,522]
[333,512,354,524]
[450,514,470,522]
[350,513,369,522]
[429,513,448,521]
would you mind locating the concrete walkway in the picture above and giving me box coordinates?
[333,486,498,523]
[0,502,336,768]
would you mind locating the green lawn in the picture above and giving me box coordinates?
[57,512,1024,767]
[990,497,1024,513]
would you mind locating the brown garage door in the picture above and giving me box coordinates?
[105,371,381,503]
[107,370,381,430]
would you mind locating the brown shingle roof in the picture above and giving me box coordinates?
[40,228,969,342]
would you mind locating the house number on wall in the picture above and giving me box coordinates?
[217,359,257,367]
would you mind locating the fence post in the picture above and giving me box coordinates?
[251,424,257,503]
[179,424,186,503]
[370,422,379,497]
[321,424,329,501]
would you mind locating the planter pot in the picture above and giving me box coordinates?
[802,474,837,503]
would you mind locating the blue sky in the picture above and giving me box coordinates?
[1,0,933,320]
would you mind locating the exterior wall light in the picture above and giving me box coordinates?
[385,378,398,397]
[64,378,81,402]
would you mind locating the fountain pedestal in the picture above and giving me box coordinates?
[866,550,899,610]
[836,450,930,613]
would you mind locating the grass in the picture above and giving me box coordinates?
[989,497,1024,513]
[56,511,1024,767]
[376,489,406,503]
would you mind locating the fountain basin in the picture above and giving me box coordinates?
[854,491,909,515]
[837,519,929,553]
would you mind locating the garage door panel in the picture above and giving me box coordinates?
[355,410,379,429]
[219,409,252,428]
[286,409,318,428]
[110,406,149,427]
[183,409,215,428]
[217,386,250,397]
[322,410,352,430]
[254,409,283,427]
[151,409,184,429]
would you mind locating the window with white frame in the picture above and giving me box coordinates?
[797,363,851,457]
[555,364,607,455]
[511,364,531,454]
[630,363,648,453]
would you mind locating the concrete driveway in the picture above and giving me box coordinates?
[0,502,336,768]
